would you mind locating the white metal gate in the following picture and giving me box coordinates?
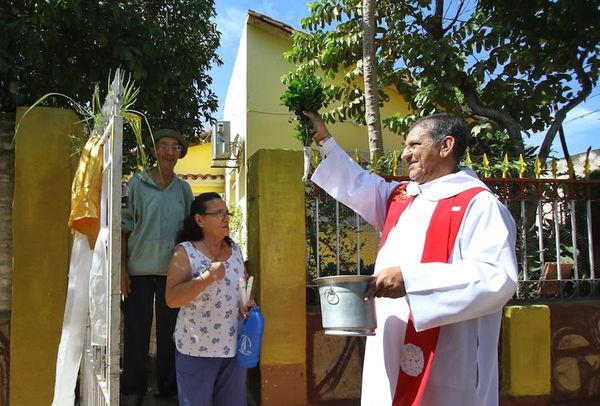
[80,73,123,405]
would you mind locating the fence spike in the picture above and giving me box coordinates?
[519,154,526,178]
[535,156,541,179]
[584,154,591,179]
[482,153,490,178]
[551,158,557,179]
[465,150,473,168]
[502,154,509,178]
[392,150,398,176]
[354,148,360,163]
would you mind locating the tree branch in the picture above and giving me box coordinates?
[460,79,525,155]
[538,58,593,162]
[442,0,465,35]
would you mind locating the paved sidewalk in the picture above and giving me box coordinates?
[137,355,177,406]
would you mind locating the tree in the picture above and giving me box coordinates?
[0,0,222,168]
[361,0,384,160]
[286,0,599,162]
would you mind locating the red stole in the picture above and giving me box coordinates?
[378,183,486,406]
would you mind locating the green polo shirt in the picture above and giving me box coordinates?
[122,169,193,276]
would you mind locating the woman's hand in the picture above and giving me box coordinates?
[208,261,226,281]
[240,298,256,319]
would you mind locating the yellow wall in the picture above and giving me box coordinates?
[175,142,225,195]
[221,14,414,220]
[11,107,81,405]
[247,149,307,405]
[244,19,411,159]
[501,305,551,396]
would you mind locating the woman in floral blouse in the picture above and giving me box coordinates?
[166,192,254,405]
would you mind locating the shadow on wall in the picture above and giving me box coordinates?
[551,302,600,403]
[307,312,362,405]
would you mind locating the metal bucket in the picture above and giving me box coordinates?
[314,275,377,336]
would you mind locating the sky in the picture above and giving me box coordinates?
[210,0,600,158]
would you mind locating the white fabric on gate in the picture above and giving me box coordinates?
[51,231,94,406]
[89,227,109,346]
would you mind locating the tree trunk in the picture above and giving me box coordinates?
[0,112,14,312]
[362,0,384,161]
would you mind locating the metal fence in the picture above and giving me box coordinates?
[305,172,600,303]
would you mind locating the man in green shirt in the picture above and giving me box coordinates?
[121,129,193,405]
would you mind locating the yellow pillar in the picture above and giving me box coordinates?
[501,305,551,397]
[247,149,307,405]
[11,107,79,405]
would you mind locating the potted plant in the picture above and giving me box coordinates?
[543,245,576,297]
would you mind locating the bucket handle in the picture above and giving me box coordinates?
[325,287,339,305]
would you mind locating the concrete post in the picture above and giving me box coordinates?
[247,149,307,405]
[11,107,80,405]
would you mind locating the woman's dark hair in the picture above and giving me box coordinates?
[178,192,232,245]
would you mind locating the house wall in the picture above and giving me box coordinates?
[222,20,249,208]
[553,149,600,178]
[175,142,225,195]
[222,13,414,239]
[243,18,411,158]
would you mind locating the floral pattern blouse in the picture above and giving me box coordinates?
[174,240,244,357]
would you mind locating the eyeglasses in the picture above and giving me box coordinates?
[156,145,182,152]
[203,210,232,219]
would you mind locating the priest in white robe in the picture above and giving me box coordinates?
[306,111,518,406]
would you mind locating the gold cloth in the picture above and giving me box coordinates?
[68,136,103,249]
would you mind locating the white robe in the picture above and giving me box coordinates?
[311,138,518,406]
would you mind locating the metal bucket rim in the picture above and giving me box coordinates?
[314,274,374,287]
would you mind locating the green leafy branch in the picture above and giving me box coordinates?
[14,69,150,171]
[281,73,331,146]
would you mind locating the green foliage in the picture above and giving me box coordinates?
[281,73,331,146]
[0,0,222,174]
[15,69,150,171]
[228,200,247,257]
[286,0,600,159]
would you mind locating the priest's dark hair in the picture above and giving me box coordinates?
[409,113,469,161]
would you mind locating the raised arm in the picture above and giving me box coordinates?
[165,245,222,308]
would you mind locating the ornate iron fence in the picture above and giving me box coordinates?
[305,153,600,303]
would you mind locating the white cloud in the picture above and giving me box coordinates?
[216,7,247,45]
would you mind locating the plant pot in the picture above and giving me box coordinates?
[542,262,574,297]
[314,275,376,336]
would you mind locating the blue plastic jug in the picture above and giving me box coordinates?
[236,306,265,368]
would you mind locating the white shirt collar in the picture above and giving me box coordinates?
[413,169,488,201]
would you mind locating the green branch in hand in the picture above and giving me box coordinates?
[281,73,330,146]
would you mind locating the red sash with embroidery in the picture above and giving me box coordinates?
[378,183,486,406]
